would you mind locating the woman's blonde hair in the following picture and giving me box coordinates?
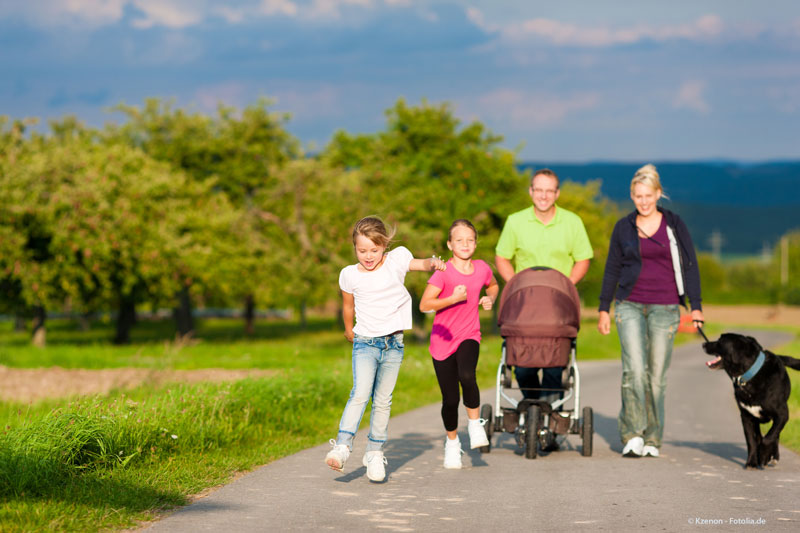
[352,216,395,248]
[631,164,669,199]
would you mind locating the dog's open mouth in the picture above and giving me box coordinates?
[706,356,723,370]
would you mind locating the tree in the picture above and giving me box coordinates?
[107,98,301,333]
[252,157,363,325]
[0,118,238,344]
[774,230,800,305]
[325,99,525,326]
[554,180,620,305]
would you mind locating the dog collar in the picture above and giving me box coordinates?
[734,351,766,387]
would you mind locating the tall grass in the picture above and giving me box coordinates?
[0,375,351,531]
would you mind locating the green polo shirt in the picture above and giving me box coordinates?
[495,205,593,277]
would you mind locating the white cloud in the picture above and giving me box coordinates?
[259,0,298,17]
[308,0,372,19]
[130,0,203,29]
[502,14,724,47]
[468,89,600,127]
[673,80,711,114]
[0,0,126,26]
[466,7,494,32]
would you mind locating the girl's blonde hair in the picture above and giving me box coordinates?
[352,216,395,248]
[631,164,669,199]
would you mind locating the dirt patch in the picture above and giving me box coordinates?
[699,304,800,328]
[0,367,278,403]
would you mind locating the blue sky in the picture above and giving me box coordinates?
[1,0,799,161]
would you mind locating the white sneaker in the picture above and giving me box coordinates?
[443,437,463,469]
[467,418,490,449]
[325,439,350,472]
[362,451,387,482]
[622,436,644,457]
[642,445,660,457]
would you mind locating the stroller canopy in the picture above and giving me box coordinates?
[498,267,581,339]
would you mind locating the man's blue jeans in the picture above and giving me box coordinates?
[336,333,404,452]
[515,366,563,402]
[615,300,680,448]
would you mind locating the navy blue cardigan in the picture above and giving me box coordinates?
[598,207,702,313]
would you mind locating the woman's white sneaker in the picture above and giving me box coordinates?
[325,439,350,472]
[362,451,387,482]
[642,445,660,457]
[467,418,490,449]
[443,437,463,469]
[622,436,644,457]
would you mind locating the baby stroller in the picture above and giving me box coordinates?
[480,267,593,459]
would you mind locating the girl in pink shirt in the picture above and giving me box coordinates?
[420,219,499,469]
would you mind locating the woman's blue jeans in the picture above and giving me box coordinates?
[336,333,404,452]
[615,300,680,448]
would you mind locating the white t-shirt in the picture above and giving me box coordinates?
[339,246,414,337]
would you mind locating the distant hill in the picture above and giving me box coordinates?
[518,161,800,255]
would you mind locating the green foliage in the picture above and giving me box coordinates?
[252,158,363,312]
[327,99,528,317]
[0,127,239,320]
[109,98,299,202]
[107,98,303,312]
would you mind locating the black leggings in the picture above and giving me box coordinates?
[432,339,481,432]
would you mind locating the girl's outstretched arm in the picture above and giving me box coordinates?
[409,255,447,272]
[342,290,355,343]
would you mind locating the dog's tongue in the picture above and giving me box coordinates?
[706,356,723,370]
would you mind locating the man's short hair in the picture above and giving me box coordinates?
[530,168,560,189]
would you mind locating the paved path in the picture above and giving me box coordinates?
[146,331,800,532]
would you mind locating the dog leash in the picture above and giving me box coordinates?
[695,321,709,342]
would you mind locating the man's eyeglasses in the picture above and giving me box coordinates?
[532,188,557,196]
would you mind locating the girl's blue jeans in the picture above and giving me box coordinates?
[615,300,680,448]
[336,332,404,452]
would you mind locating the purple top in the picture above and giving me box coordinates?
[627,217,680,305]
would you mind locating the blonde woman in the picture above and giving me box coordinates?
[597,164,704,458]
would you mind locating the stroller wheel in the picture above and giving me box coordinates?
[479,404,493,453]
[581,406,594,457]
[525,405,541,459]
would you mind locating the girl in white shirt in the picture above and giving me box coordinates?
[325,216,446,482]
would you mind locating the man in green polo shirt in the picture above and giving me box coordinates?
[495,168,593,404]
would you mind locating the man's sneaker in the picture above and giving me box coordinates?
[642,445,660,457]
[362,451,387,482]
[325,439,350,472]
[467,418,490,449]
[622,436,644,457]
[443,437,463,469]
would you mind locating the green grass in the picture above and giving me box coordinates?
[0,315,794,532]
[775,335,800,453]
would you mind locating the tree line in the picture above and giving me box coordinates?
[1,98,796,346]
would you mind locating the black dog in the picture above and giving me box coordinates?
[703,333,800,469]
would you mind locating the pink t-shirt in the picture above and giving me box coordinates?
[427,259,493,360]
